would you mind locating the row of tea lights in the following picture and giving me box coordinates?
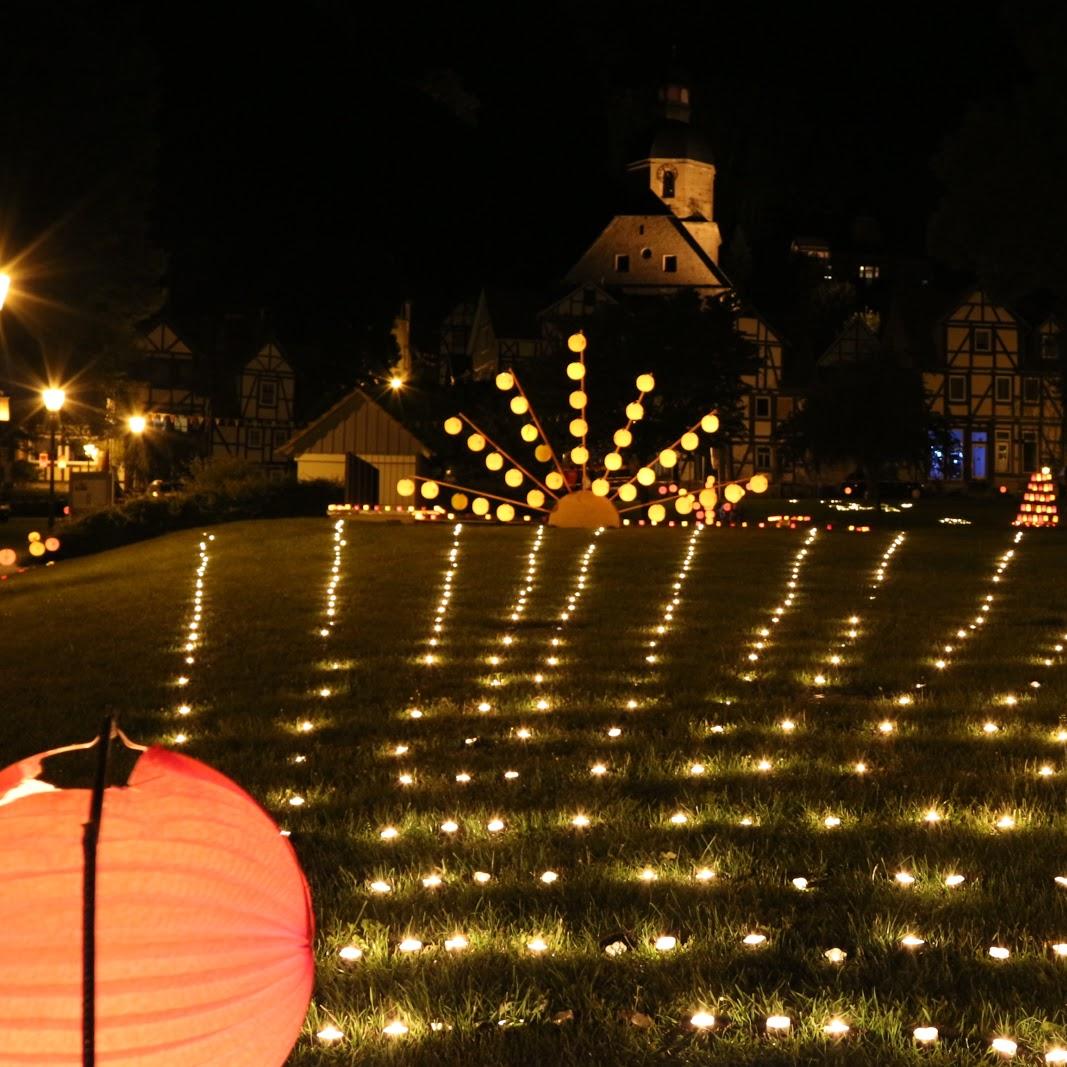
[170,534,214,744]
[744,528,819,676]
[811,532,906,684]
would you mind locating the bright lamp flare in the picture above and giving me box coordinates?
[42,388,66,412]
[128,415,146,434]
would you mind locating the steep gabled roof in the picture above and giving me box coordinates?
[276,387,430,458]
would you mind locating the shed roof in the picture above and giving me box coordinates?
[276,387,431,458]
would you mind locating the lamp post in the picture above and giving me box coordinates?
[42,388,65,530]
[126,415,146,493]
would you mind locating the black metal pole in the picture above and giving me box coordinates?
[48,414,57,530]
[82,717,113,1067]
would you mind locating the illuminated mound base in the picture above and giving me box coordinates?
[549,490,621,529]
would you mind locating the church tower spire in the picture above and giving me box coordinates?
[626,76,720,263]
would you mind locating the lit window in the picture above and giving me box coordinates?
[614,254,630,273]
[995,376,1012,402]
[858,264,880,280]
[973,328,992,353]
[948,376,967,403]
[662,255,677,273]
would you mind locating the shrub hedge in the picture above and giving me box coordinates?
[56,478,343,559]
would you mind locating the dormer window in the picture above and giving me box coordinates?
[1041,332,1059,360]
[661,170,676,199]
[259,380,277,407]
[662,255,677,273]
[973,328,992,353]
[614,254,630,273]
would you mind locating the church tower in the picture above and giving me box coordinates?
[626,78,721,263]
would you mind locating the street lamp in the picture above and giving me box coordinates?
[0,272,10,311]
[126,415,146,493]
[42,388,65,530]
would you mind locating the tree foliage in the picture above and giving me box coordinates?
[777,358,943,502]
[928,4,1067,303]
[0,3,165,387]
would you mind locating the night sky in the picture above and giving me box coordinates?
[0,2,1032,364]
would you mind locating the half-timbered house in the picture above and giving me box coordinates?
[210,341,297,475]
[924,289,1064,486]
[132,322,210,435]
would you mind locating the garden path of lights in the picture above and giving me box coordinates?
[241,518,1067,1060]
[164,533,214,747]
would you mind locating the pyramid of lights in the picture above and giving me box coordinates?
[397,331,768,528]
[1013,466,1060,527]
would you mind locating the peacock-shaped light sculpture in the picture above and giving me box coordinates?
[397,331,769,528]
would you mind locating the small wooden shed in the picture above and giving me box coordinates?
[276,388,431,507]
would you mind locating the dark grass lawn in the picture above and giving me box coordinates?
[5,512,1067,1064]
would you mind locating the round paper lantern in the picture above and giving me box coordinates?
[604,452,623,471]
[701,413,720,434]
[495,371,514,391]
[527,489,545,508]
[485,452,504,471]
[569,418,587,438]
[637,467,656,486]
[45,538,61,553]
[571,446,589,464]
[510,396,529,415]
[618,483,637,502]
[451,493,468,510]
[504,468,523,488]
[567,332,587,353]
[28,531,41,543]
[443,416,463,435]
[626,402,644,421]
[29,541,46,557]
[635,373,655,393]
[725,483,745,503]
[699,488,718,509]
[396,478,415,497]
[0,745,313,1065]
[0,548,15,567]
[591,478,610,497]
[546,471,564,490]
[568,390,587,410]
[566,361,585,380]
[472,497,490,515]
[420,480,440,500]
[680,431,699,451]
[648,503,666,523]
[613,428,632,448]
[534,444,552,463]
[496,503,515,522]
[749,473,769,494]
[676,496,694,515]
[467,433,485,452]
[659,449,677,468]
[521,424,538,442]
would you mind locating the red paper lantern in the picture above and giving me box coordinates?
[0,745,314,1065]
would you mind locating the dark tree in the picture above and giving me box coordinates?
[777,358,944,508]
[535,291,758,463]
[929,5,1067,303]
[0,3,165,394]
